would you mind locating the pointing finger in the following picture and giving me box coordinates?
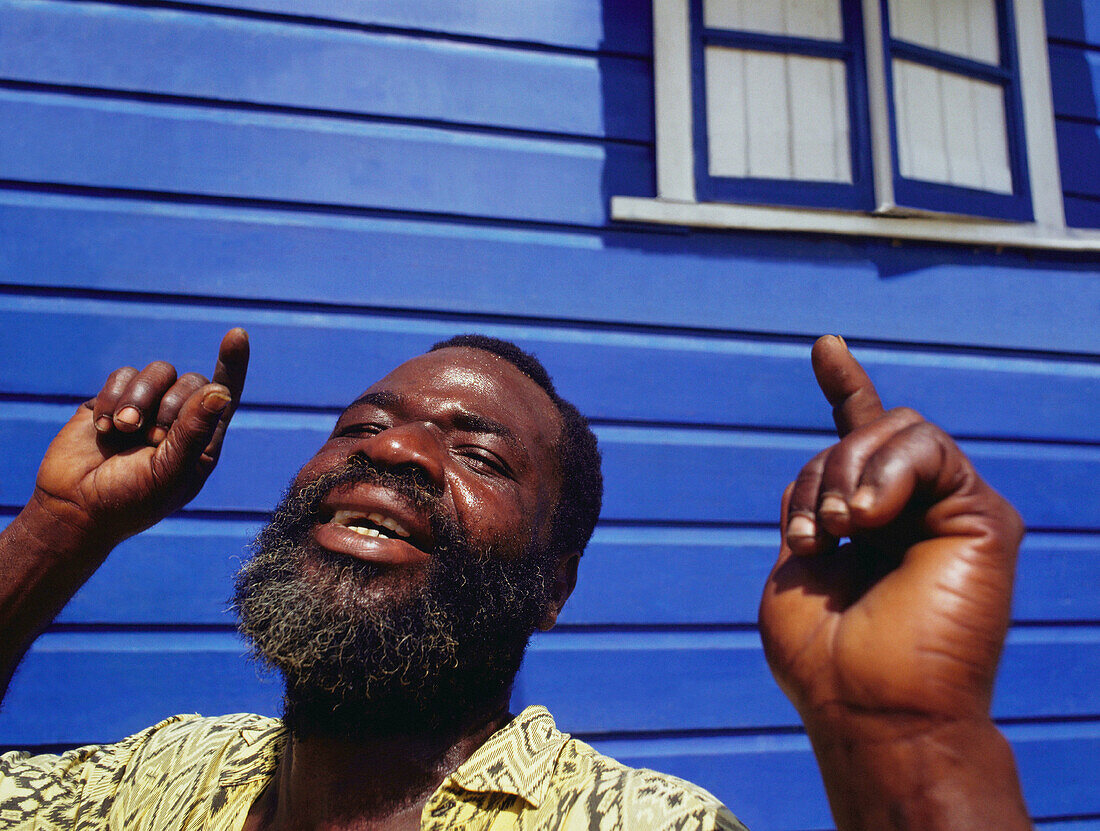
[211,328,249,403]
[204,328,250,462]
[811,335,885,438]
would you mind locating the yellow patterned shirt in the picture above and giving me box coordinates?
[0,706,747,830]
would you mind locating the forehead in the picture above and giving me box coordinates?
[358,347,562,458]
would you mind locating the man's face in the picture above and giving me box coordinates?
[299,346,563,582]
[234,348,568,737]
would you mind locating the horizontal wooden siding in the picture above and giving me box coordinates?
[0,1,1097,828]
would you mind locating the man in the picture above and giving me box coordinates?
[0,329,1031,829]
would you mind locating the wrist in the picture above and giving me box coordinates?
[4,492,117,607]
[0,495,118,689]
[803,709,1031,831]
[22,487,121,556]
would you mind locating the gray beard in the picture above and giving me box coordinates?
[232,458,554,739]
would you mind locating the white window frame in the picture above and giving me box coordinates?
[611,0,1100,251]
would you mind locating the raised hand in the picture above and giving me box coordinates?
[0,329,249,697]
[31,328,249,548]
[759,335,1029,830]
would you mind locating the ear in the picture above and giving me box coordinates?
[538,552,579,631]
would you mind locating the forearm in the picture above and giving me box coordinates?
[806,712,1031,831]
[0,491,114,698]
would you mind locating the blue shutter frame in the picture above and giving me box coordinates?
[881,0,1034,220]
[690,0,876,210]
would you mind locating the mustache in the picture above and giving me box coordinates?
[283,454,442,531]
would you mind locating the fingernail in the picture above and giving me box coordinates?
[94,415,113,433]
[202,390,232,413]
[787,514,816,541]
[835,335,848,349]
[850,485,875,512]
[819,494,849,521]
[115,406,141,426]
[149,426,168,444]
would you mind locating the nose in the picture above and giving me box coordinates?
[351,422,446,491]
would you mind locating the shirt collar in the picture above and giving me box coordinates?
[444,705,567,808]
[218,717,287,787]
[214,707,567,805]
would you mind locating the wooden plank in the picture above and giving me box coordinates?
[3,403,1099,529]
[888,0,1000,64]
[704,0,844,39]
[516,627,1100,731]
[0,518,1084,625]
[3,295,1100,443]
[790,56,851,182]
[963,439,1100,530]
[2,627,1096,739]
[1000,721,1100,820]
[1014,532,1100,622]
[1057,120,1100,197]
[895,60,952,185]
[0,90,650,227]
[0,520,1089,625]
[596,427,1100,530]
[1065,193,1100,228]
[569,528,1100,625]
[594,721,1100,827]
[2,192,1099,356]
[514,630,811,732]
[0,632,282,745]
[567,527,777,625]
[123,0,654,56]
[592,732,833,831]
[1049,44,1100,121]
[52,517,260,625]
[994,627,1100,718]
[1044,0,1100,47]
[0,0,652,141]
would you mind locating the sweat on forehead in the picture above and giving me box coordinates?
[359,347,562,449]
[428,334,604,560]
[429,334,559,399]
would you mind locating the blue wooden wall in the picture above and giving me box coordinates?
[1,1,1098,828]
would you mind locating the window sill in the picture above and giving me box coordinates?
[611,196,1100,252]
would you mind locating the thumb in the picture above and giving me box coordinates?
[150,384,232,486]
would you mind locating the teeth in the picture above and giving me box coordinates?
[331,509,410,539]
[367,512,410,538]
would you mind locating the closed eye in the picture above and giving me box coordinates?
[332,422,387,439]
[457,446,513,478]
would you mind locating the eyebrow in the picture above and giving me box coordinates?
[346,390,401,411]
[342,391,525,456]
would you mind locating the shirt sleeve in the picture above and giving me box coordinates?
[714,804,751,830]
[0,716,196,830]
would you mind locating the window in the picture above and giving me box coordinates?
[882,0,1029,218]
[693,0,874,210]
[612,0,1100,251]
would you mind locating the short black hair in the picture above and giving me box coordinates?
[429,335,602,558]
